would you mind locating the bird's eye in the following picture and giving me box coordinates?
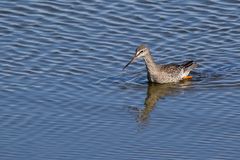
[136,50,144,56]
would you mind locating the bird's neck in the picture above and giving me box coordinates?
[143,52,157,73]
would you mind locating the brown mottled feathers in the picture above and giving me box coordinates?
[157,64,181,74]
[157,61,196,74]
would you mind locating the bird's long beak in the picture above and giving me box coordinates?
[123,55,137,70]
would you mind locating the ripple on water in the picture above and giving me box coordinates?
[0,0,240,160]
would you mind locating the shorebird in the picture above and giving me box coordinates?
[123,44,197,83]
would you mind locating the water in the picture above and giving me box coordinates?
[0,0,240,159]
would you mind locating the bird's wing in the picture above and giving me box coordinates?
[158,64,182,74]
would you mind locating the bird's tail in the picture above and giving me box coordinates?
[182,60,197,71]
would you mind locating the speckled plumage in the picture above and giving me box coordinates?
[123,45,197,83]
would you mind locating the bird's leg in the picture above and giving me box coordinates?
[182,76,192,79]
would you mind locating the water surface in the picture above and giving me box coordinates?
[0,0,240,159]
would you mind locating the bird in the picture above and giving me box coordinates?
[123,44,197,84]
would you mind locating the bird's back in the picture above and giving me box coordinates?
[148,61,197,83]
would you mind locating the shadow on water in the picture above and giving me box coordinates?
[128,80,192,125]
[124,66,240,126]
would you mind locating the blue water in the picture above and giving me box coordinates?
[0,0,240,159]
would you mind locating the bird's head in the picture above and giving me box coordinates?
[123,44,150,70]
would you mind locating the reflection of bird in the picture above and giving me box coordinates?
[137,81,192,123]
[123,44,197,83]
